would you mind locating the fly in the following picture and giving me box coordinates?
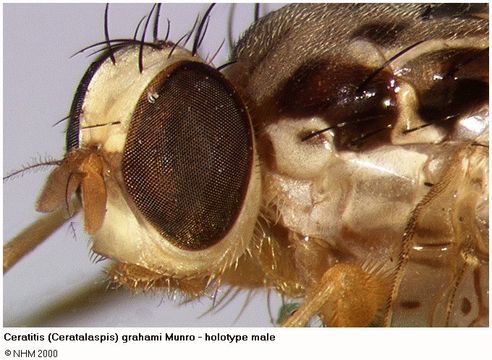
[3,3,488,327]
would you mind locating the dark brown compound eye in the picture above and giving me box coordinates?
[122,61,253,251]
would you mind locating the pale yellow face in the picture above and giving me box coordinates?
[4,3,276,327]
[74,44,262,278]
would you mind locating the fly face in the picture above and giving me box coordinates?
[4,3,284,327]
[4,3,488,327]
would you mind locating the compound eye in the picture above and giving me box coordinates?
[122,61,254,250]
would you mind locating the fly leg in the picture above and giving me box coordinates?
[3,199,80,273]
[282,263,388,327]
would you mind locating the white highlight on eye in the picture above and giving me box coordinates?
[147,92,159,103]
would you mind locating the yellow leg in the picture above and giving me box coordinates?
[283,263,387,327]
[4,199,80,273]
